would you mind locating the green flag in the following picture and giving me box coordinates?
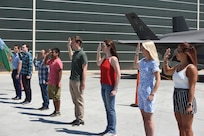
[0,38,12,71]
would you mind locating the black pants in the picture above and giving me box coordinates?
[22,75,32,102]
[11,70,22,98]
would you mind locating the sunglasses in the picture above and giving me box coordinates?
[176,49,184,53]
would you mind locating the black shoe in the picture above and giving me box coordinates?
[98,130,109,136]
[12,96,21,100]
[38,107,49,110]
[12,96,17,100]
[21,101,30,105]
[71,119,84,126]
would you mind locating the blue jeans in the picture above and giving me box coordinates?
[101,84,116,134]
[40,84,49,108]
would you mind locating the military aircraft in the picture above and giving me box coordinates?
[116,12,204,69]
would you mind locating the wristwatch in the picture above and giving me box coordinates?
[187,102,193,106]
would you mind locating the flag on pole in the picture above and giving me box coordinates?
[0,38,12,71]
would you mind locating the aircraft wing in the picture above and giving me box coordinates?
[116,39,204,44]
[160,29,204,43]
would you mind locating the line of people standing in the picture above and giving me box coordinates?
[9,38,198,136]
[133,41,197,136]
[10,44,32,104]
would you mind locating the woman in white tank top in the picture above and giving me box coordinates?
[163,43,198,136]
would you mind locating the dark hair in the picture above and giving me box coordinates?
[22,43,29,48]
[72,36,82,46]
[104,39,119,59]
[14,45,20,49]
[178,43,197,67]
[52,48,60,56]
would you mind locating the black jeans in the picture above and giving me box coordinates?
[11,70,22,98]
[22,75,32,102]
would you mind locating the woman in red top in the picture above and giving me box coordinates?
[96,39,121,136]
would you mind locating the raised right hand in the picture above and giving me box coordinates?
[67,37,72,46]
[97,43,101,52]
[136,43,140,54]
[164,48,171,61]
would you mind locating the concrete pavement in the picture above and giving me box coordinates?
[0,71,204,136]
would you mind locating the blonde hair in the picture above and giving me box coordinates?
[142,40,160,65]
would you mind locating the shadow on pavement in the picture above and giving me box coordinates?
[0,100,20,104]
[0,97,10,100]
[56,128,99,136]
[20,112,49,117]
[14,106,38,110]
[0,93,8,95]
[30,118,100,135]
[31,118,72,124]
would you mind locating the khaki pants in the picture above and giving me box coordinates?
[69,80,84,120]
[48,84,61,101]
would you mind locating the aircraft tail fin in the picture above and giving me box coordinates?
[172,16,189,32]
[125,12,159,40]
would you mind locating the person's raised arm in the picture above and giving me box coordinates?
[44,51,50,65]
[67,37,73,60]
[163,48,176,75]
[133,43,140,69]
[33,54,38,67]
[96,43,105,66]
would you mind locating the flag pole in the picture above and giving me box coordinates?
[32,0,36,72]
